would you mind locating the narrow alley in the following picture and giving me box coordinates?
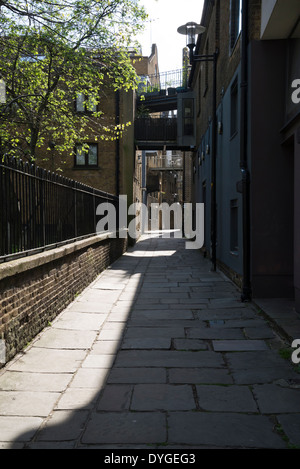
[0,233,299,449]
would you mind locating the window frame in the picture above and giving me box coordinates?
[229,0,242,54]
[75,92,98,114]
[182,97,195,137]
[74,143,98,168]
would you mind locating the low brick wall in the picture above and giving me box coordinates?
[0,232,127,367]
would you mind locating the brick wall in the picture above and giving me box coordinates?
[0,233,127,366]
[133,44,159,78]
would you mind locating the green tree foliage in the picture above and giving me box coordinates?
[0,0,147,161]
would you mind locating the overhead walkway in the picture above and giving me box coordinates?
[135,70,188,150]
[135,69,195,151]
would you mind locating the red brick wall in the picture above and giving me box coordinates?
[0,235,127,366]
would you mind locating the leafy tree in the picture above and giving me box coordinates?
[0,0,147,161]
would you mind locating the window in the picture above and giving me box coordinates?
[75,144,98,167]
[230,199,238,253]
[183,98,194,136]
[205,39,209,93]
[197,68,202,115]
[75,93,97,113]
[230,0,241,51]
[230,78,238,137]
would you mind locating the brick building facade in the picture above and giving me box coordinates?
[36,46,160,212]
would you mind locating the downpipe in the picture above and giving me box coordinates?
[240,0,252,302]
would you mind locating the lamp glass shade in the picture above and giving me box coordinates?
[177,22,206,47]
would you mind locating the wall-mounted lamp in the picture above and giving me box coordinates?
[177,22,206,63]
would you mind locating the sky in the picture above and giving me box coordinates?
[137,0,205,73]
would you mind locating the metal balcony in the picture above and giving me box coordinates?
[137,68,190,95]
[137,68,190,113]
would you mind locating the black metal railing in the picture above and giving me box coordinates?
[0,156,118,262]
[137,68,190,96]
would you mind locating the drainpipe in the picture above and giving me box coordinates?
[240,0,252,302]
[115,90,120,196]
[141,150,147,234]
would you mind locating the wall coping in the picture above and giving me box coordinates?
[0,231,123,281]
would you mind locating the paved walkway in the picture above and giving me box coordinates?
[0,234,300,449]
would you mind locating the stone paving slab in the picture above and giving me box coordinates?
[0,416,43,443]
[167,412,286,448]
[209,318,267,328]
[0,371,70,392]
[69,368,110,389]
[129,310,195,320]
[131,384,196,411]
[67,301,114,313]
[32,328,97,350]
[121,337,172,349]
[277,414,300,447]
[195,385,258,412]
[56,388,99,410]
[76,289,122,303]
[253,384,300,413]
[81,412,167,445]
[186,327,245,339]
[212,339,269,351]
[90,340,120,355]
[52,312,107,330]
[226,350,290,369]
[231,366,300,385]
[6,348,86,373]
[114,350,225,368]
[0,391,60,416]
[124,326,184,338]
[97,384,133,411]
[107,367,167,384]
[81,354,116,369]
[173,339,208,350]
[92,281,127,290]
[244,326,275,339]
[35,410,89,442]
[168,368,233,385]
[195,309,256,320]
